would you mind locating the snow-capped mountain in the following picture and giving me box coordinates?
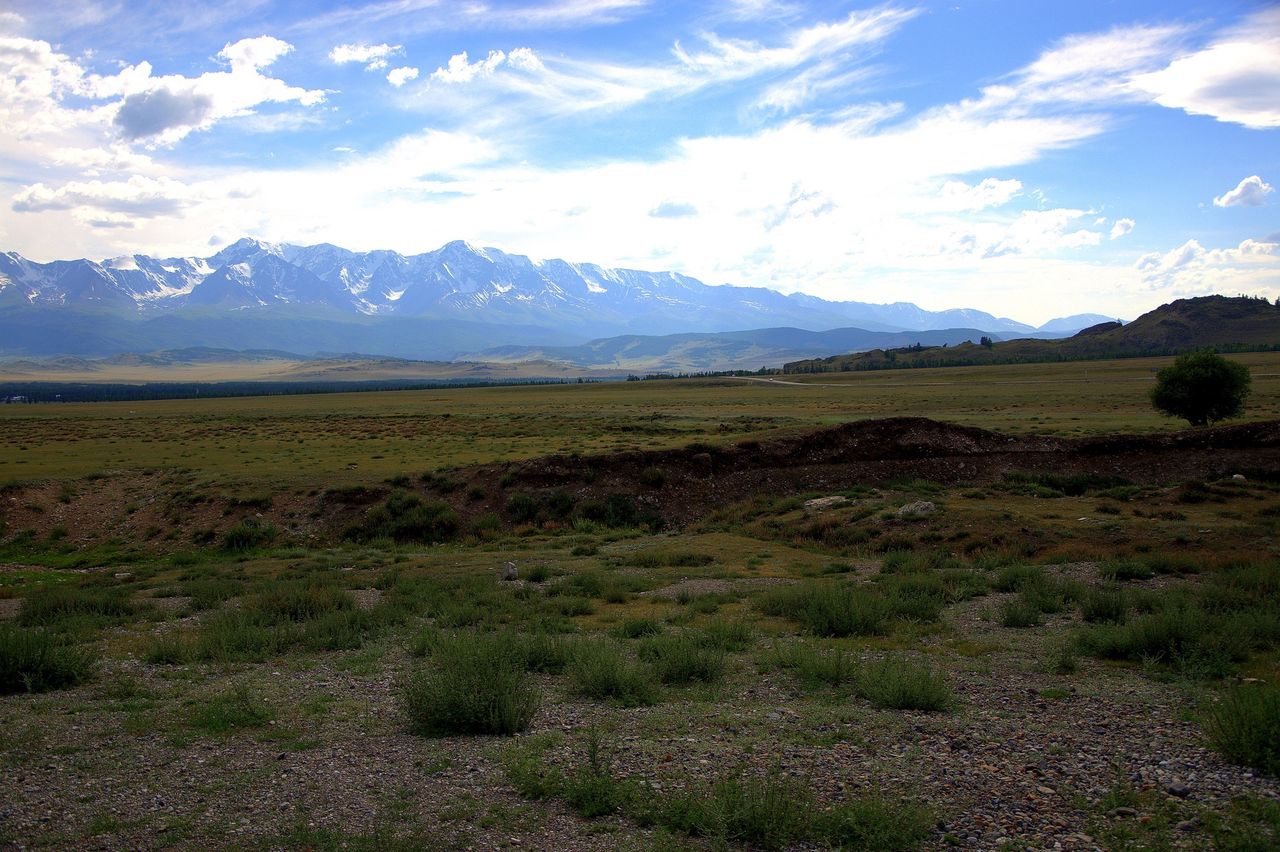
[0,238,1083,358]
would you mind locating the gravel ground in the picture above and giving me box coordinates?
[4,573,1278,852]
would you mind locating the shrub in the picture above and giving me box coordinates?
[222,518,277,552]
[0,625,95,694]
[1000,599,1042,629]
[639,466,665,488]
[506,493,541,524]
[566,640,658,706]
[348,492,459,543]
[638,634,726,685]
[856,659,952,711]
[404,631,539,736]
[1204,684,1280,776]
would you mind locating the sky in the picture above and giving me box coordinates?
[0,1,1277,325]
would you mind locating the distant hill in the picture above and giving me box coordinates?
[471,326,1040,372]
[783,296,1280,373]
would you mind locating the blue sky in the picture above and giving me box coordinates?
[0,1,1276,324]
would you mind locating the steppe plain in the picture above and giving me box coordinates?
[3,352,1280,850]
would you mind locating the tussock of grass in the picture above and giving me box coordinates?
[404,631,539,736]
[189,684,273,734]
[856,659,953,711]
[0,625,95,694]
[755,583,891,637]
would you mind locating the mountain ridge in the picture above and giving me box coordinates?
[0,238,1101,362]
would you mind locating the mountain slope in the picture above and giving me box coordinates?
[473,326,1020,372]
[783,296,1280,373]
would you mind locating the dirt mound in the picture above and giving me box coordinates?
[477,417,1280,526]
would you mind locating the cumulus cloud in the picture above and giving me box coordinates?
[387,66,419,87]
[1214,175,1274,208]
[1136,237,1280,295]
[1131,8,1280,129]
[1109,217,1135,239]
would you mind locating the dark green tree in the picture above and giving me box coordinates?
[1149,350,1251,426]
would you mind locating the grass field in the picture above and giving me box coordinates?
[2,353,1280,849]
[3,352,1279,487]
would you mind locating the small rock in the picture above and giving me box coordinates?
[804,495,849,511]
[1176,819,1199,832]
[501,561,518,581]
[1232,473,1247,482]
[114,572,132,580]
[1165,782,1191,798]
[897,500,937,518]
[1112,807,1138,818]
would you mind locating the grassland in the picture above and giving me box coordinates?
[2,353,1280,849]
[2,351,1278,487]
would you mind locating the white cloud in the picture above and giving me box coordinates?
[329,42,401,71]
[1131,8,1280,129]
[414,7,916,116]
[431,50,511,83]
[0,34,325,153]
[1136,237,1280,297]
[387,66,420,87]
[1214,175,1274,208]
[12,175,195,216]
[1109,217,1135,239]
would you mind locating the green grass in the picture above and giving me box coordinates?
[755,582,892,637]
[17,585,143,630]
[188,684,273,734]
[637,634,726,685]
[1204,684,1280,776]
[566,640,658,706]
[0,625,95,694]
[403,631,539,736]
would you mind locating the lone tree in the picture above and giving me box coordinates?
[1150,350,1251,426]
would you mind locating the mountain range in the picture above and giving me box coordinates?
[0,239,1111,359]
